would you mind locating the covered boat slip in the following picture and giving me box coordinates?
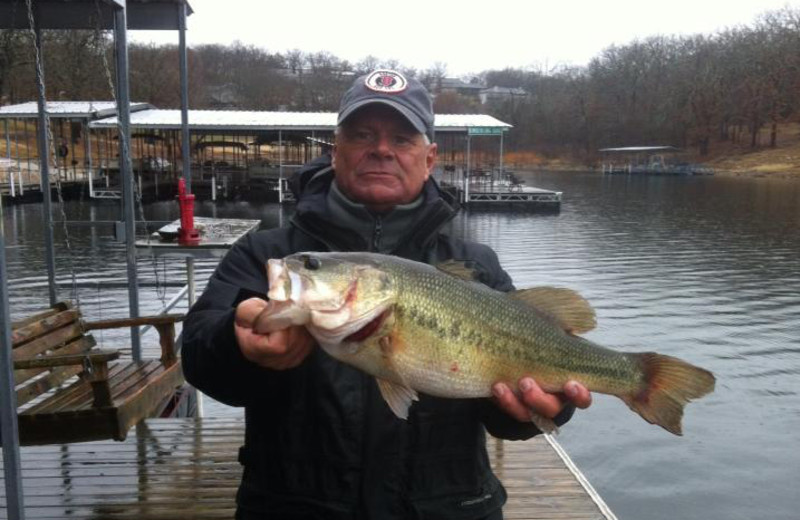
[88,109,519,202]
[0,417,617,520]
[0,102,155,200]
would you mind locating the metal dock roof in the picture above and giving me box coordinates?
[87,109,512,133]
[0,101,153,119]
[598,146,681,152]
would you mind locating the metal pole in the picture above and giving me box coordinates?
[499,131,504,176]
[465,134,471,204]
[114,5,142,361]
[186,255,204,417]
[34,22,58,307]
[84,120,92,188]
[186,257,196,306]
[278,131,283,204]
[3,120,9,161]
[0,194,26,520]
[86,121,94,198]
[179,3,191,191]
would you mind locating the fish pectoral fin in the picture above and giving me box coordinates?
[511,287,597,335]
[376,378,418,420]
[530,411,559,435]
[435,260,479,281]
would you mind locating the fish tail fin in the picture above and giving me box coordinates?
[622,353,716,436]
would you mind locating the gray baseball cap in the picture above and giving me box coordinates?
[338,69,435,142]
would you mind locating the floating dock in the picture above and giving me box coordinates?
[0,417,616,520]
[441,182,562,211]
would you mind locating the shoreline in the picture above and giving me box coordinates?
[506,163,800,180]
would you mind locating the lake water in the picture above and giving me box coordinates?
[2,170,799,520]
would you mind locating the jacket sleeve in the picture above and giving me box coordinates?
[181,230,292,407]
[466,242,577,440]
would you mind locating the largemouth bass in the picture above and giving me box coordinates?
[257,252,715,435]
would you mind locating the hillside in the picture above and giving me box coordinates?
[704,123,800,178]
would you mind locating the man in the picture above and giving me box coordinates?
[182,69,591,520]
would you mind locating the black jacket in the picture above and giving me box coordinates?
[182,156,572,519]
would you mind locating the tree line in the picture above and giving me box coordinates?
[1,6,798,159]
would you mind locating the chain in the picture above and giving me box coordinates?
[93,0,167,306]
[25,0,81,310]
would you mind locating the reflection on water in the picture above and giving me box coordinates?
[3,171,799,520]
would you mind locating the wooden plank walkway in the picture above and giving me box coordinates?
[1,417,615,520]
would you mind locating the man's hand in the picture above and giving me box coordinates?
[234,297,315,370]
[492,377,592,423]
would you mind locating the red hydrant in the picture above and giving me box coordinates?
[177,178,200,245]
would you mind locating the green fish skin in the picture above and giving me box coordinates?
[260,252,716,436]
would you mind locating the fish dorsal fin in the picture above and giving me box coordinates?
[376,378,419,420]
[511,287,597,335]
[435,260,478,281]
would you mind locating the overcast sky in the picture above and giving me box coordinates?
[131,0,799,77]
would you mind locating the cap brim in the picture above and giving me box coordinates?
[338,98,428,137]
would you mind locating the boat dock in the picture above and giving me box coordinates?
[599,146,714,176]
[0,417,615,520]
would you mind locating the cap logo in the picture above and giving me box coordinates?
[364,70,407,94]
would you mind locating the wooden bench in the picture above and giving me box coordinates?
[10,301,185,446]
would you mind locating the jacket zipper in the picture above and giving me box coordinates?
[372,217,383,252]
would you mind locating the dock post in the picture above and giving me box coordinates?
[499,130,504,175]
[3,120,9,164]
[0,194,26,519]
[114,4,142,361]
[88,127,94,198]
[84,120,92,195]
[465,135,471,205]
[278,130,284,204]
[179,3,191,192]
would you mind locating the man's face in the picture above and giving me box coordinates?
[332,104,437,212]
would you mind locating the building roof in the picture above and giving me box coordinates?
[0,101,152,119]
[439,78,485,91]
[88,109,512,133]
[481,86,527,96]
[0,0,193,30]
[598,146,681,153]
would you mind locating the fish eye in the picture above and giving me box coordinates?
[304,256,321,270]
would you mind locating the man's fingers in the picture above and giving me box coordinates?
[564,381,592,409]
[517,377,564,418]
[235,321,315,369]
[493,377,594,424]
[492,382,532,422]
[235,297,269,328]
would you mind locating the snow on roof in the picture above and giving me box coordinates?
[0,101,152,119]
[89,109,512,132]
[436,114,512,130]
[91,109,335,130]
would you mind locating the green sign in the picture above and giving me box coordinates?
[468,127,506,135]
